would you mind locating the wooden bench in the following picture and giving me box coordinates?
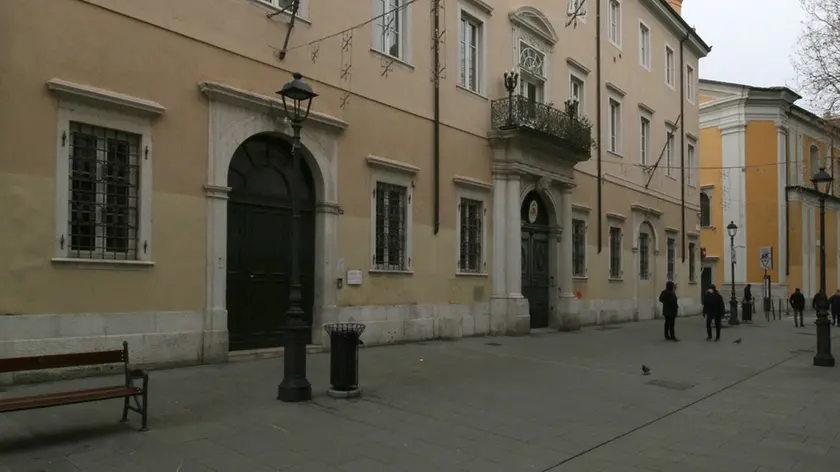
[0,341,149,431]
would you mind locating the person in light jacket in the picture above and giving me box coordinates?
[659,281,679,342]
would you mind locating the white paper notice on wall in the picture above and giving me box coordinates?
[347,270,363,286]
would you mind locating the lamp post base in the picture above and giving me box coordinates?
[813,311,835,367]
[728,299,740,326]
[277,322,313,402]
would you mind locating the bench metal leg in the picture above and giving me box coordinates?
[121,396,129,422]
[139,375,149,432]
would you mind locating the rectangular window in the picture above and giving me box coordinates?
[572,219,587,277]
[667,237,676,282]
[665,45,675,87]
[569,75,585,116]
[459,198,483,272]
[686,64,696,102]
[373,0,405,59]
[687,143,696,185]
[666,130,675,177]
[374,181,408,270]
[609,99,621,153]
[639,233,650,280]
[640,117,650,166]
[257,0,309,18]
[689,242,697,282]
[639,23,651,69]
[68,121,141,260]
[459,14,481,93]
[609,227,622,279]
[608,0,621,47]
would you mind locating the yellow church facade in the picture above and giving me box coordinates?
[698,79,840,305]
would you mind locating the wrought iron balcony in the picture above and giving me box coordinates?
[490,95,593,155]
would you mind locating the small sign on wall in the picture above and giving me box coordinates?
[347,270,363,286]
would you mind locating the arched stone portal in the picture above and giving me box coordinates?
[226,134,316,351]
[200,82,347,360]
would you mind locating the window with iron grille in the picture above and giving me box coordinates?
[572,219,587,277]
[689,242,697,282]
[374,181,408,270]
[667,237,676,281]
[68,121,140,260]
[459,198,483,273]
[609,227,622,279]
[639,232,650,280]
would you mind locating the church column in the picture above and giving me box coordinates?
[776,124,788,285]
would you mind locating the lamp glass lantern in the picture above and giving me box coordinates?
[277,72,318,123]
[726,221,738,238]
[812,167,833,195]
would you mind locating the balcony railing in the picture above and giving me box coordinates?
[490,95,593,154]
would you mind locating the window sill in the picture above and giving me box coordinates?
[666,174,677,180]
[607,150,623,159]
[666,83,676,91]
[456,271,489,277]
[688,281,698,285]
[251,0,312,25]
[700,225,715,230]
[369,48,415,71]
[573,276,588,281]
[368,268,414,275]
[609,41,622,52]
[688,183,697,188]
[640,64,651,72]
[456,84,489,101]
[608,277,623,283]
[51,257,154,269]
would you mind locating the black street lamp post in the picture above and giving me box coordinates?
[727,221,740,326]
[503,69,518,126]
[276,72,319,401]
[812,167,835,367]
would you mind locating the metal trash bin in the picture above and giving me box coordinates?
[323,323,366,398]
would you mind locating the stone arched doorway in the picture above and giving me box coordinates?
[521,191,551,328]
[637,220,658,319]
[225,134,316,351]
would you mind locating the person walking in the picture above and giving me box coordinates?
[829,289,840,326]
[790,288,805,327]
[659,281,679,341]
[704,284,725,341]
[742,284,754,323]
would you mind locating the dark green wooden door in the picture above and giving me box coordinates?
[226,135,315,351]
[521,191,551,329]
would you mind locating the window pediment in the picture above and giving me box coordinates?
[509,7,558,46]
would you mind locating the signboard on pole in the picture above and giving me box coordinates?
[759,246,773,270]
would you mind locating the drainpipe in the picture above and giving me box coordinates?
[679,33,689,262]
[432,0,441,235]
[595,0,603,253]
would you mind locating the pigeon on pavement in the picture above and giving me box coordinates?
[733,338,742,344]
[642,365,651,375]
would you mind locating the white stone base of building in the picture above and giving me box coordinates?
[0,297,702,385]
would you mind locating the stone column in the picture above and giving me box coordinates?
[203,184,232,362]
[489,171,529,336]
[491,175,509,297]
[505,175,523,297]
[555,184,580,330]
[776,125,788,285]
[558,185,575,298]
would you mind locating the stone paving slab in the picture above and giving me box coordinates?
[1,314,839,471]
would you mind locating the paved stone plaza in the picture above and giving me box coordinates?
[1,313,839,472]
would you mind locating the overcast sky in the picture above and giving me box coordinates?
[682,0,806,90]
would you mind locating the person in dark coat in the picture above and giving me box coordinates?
[790,288,806,327]
[659,281,679,341]
[704,284,725,341]
[742,284,754,322]
[829,290,840,326]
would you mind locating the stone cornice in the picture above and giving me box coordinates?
[47,78,166,116]
[198,81,349,132]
